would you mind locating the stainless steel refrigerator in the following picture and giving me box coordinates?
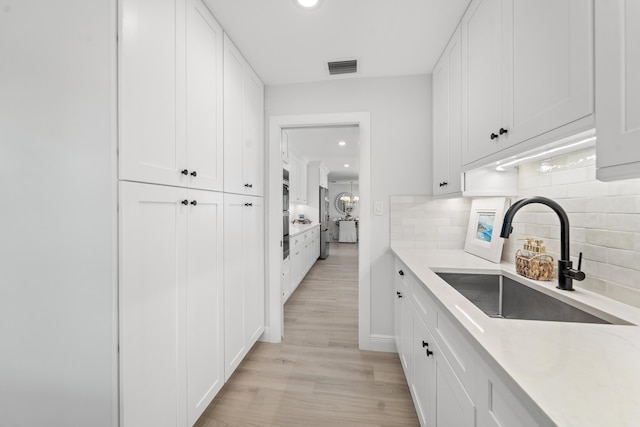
[319,186,330,259]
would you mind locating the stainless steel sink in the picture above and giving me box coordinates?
[436,273,612,324]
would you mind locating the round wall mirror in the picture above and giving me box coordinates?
[334,192,353,215]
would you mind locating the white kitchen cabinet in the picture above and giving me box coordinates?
[223,34,265,196]
[120,0,224,191]
[433,27,463,197]
[475,356,538,427]
[461,0,594,168]
[282,257,291,301]
[281,129,290,164]
[413,313,474,427]
[595,0,640,181]
[394,255,543,427]
[394,264,413,377]
[223,193,265,380]
[288,226,320,295]
[412,314,435,427]
[120,181,223,427]
[289,152,308,204]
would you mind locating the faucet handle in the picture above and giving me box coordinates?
[577,252,583,270]
[565,252,586,281]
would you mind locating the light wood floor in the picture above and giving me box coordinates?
[195,243,419,426]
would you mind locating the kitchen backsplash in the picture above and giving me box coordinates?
[390,196,471,249]
[390,147,640,309]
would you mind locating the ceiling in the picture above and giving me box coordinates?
[203,0,472,85]
[203,1,471,182]
[286,126,359,181]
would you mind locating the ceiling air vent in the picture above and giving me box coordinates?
[328,59,358,75]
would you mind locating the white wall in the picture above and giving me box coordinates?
[266,75,432,339]
[0,2,117,426]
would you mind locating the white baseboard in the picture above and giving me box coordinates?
[362,334,397,352]
[259,326,275,343]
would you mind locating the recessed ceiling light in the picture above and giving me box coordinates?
[338,141,346,146]
[296,0,321,9]
[344,164,350,168]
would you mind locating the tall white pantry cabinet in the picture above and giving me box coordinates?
[119,0,265,426]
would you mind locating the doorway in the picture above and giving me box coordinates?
[283,125,360,339]
[265,112,372,349]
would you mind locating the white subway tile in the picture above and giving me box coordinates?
[585,229,636,250]
[551,167,589,185]
[605,214,640,232]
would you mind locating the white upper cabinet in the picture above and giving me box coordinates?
[461,0,594,168]
[185,0,224,191]
[461,0,505,167]
[289,151,308,204]
[120,0,224,191]
[223,34,265,196]
[595,0,640,181]
[433,28,463,197]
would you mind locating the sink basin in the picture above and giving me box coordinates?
[436,273,611,324]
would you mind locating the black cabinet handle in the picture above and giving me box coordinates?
[490,133,499,140]
[244,202,253,207]
[499,127,508,135]
[181,169,189,175]
[396,291,403,298]
[181,200,188,205]
[439,181,448,187]
[190,171,197,177]
[399,270,404,276]
[421,340,433,356]
[190,200,197,206]
[244,183,253,188]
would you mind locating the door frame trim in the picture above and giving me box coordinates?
[264,112,371,350]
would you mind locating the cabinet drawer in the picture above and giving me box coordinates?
[412,282,437,327]
[395,260,413,294]
[432,309,476,395]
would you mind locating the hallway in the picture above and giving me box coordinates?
[195,243,418,426]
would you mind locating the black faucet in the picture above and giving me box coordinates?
[500,196,585,291]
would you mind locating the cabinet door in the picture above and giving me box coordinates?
[223,194,264,380]
[434,342,476,427]
[281,129,290,164]
[596,0,640,180]
[185,0,223,191]
[461,0,505,165]
[120,182,187,427]
[185,189,223,425]
[223,35,264,196]
[394,281,403,355]
[504,0,593,149]
[223,193,246,379]
[120,0,186,188]
[413,315,436,427]
[282,258,291,300]
[433,28,462,197]
[244,196,265,346]
[243,69,265,196]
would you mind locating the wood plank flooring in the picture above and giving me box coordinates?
[195,243,419,426]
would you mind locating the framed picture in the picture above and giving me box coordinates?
[464,197,510,263]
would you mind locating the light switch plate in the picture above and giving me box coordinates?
[374,201,383,216]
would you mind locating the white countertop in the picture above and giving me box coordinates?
[391,246,640,427]
[289,222,319,237]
